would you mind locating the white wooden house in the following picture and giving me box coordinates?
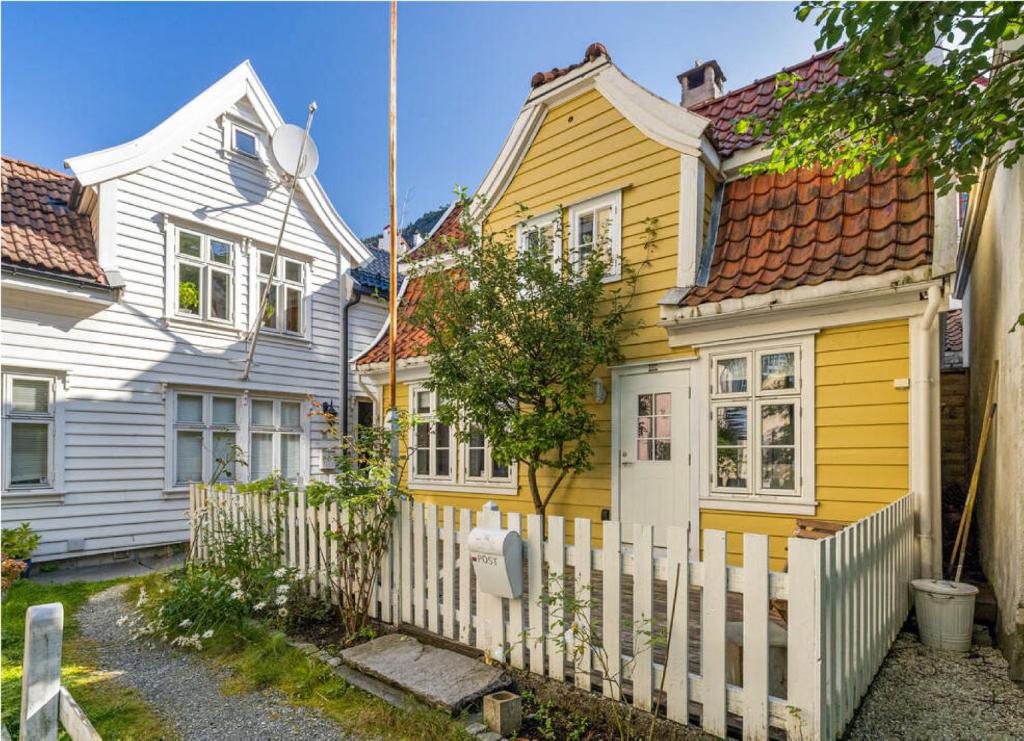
[0,60,381,563]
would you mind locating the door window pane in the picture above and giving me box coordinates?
[12,379,50,413]
[251,400,274,426]
[280,434,300,480]
[212,397,236,425]
[716,357,748,394]
[210,271,230,320]
[177,394,203,423]
[761,352,796,391]
[178,264,202,315]
[175,431,203,484]
[212,431,237,482]
[10,423,48,485]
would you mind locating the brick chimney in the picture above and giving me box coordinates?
[678,59,726,108]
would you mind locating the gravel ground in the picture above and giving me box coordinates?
[847,630,1024,740]
[77,584,348,741]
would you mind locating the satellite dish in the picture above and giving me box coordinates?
[271,123,319,179]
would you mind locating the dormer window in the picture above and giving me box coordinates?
[233,126,258,158]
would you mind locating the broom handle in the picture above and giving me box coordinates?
[949,360,999,578]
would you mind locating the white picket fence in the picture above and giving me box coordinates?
[189,485,914,740]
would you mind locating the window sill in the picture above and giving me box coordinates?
[2,490,65,506]
[699,495,817,516]
[258,331,312,349]
[164,316,243,338]
[163,488,190,500]
[409,481,518,497]
[220,148,268,173]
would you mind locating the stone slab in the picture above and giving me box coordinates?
[340,633,510,713]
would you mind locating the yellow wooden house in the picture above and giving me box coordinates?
[355,44,958,574]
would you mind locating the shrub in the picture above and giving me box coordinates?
[1,522,40,560]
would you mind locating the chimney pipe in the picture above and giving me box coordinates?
[678,59,726,108]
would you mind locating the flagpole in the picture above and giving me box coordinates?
[387,0,399,470]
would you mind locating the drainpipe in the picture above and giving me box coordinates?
[341,279,363,437]
[912,285,942,578]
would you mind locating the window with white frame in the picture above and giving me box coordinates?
[256,252,306,336]
[172,392,240,486]
[233,125,259,158]
[707,341,812,502]
[410,388,452,481]
[249,398,304,482]
[174,227,235,324]
[464,426,512,483]
[2,372,60,491]
[569,191,621,281]
[516,212,561,265]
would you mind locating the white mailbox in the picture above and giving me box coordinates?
[468,527,523,598]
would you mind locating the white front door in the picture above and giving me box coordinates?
[617,368,690,546]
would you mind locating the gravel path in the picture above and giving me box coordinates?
[847,630,1024,740]
[77,584,348,741]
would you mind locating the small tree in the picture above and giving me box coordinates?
[411,196,655,520]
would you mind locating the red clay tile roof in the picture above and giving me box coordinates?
[357,205,466,366]
[531,43,610,89]
[356,274,432,366]
[2,156,105,284]
[690,47,842,157]
[682,164,933,307]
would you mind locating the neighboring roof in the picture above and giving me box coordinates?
[2,156,106,285]
[531,42,610,89]
[350,245,392,295]
[63,60,371,267]
[944,309,963,354]
[689,47,842,157]
[405,203,464,261]
[681,164,933,307]
[355,274,431,366]
[355,204,465,368]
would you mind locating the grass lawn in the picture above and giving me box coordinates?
[1,578,174,740]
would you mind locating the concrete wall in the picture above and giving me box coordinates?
[964,159,1024,678]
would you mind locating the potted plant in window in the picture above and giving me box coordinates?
[1,522,41,578]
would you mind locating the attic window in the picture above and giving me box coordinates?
[233,127,258,158]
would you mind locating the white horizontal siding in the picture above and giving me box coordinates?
[1,92,352,562]
[346,296,388,428]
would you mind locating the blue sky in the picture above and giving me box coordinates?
[2,2,820,238]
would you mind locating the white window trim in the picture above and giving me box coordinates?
[166,390,242,491]
[409,386,456,484]
[696,335,816,515]
[247,396,309,484]
[407,385,518,493]
[2,370,66,502]
[219,115,267,168]
[568,190,622,282]
[516,211,561,267]
[163,390,310,495]
[251,249,312,341]
[163,222,241,331]
[462,426,515,485]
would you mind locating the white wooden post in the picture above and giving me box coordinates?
[401,498,413,624]
[665,525,689,722]
[573,517,592,691]
[20,603,64,741]
[426,504,440,633]
[787,536,826,740]
[742,533,770,740]
[702,529,728,736]
[632,523,654,711]
[458,508,473,644]
[527,513,546,676]
[474,502,505,661]
[413,502,425,628]
[442,505,456,640]
[546,515,566,681]
[602,520,622,700]
[507,512,525,669]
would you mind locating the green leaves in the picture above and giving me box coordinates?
[745,1,1024,195]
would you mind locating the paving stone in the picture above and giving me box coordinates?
[464,722,487,735]
[340,634,510,713]
[477,732,503,741]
